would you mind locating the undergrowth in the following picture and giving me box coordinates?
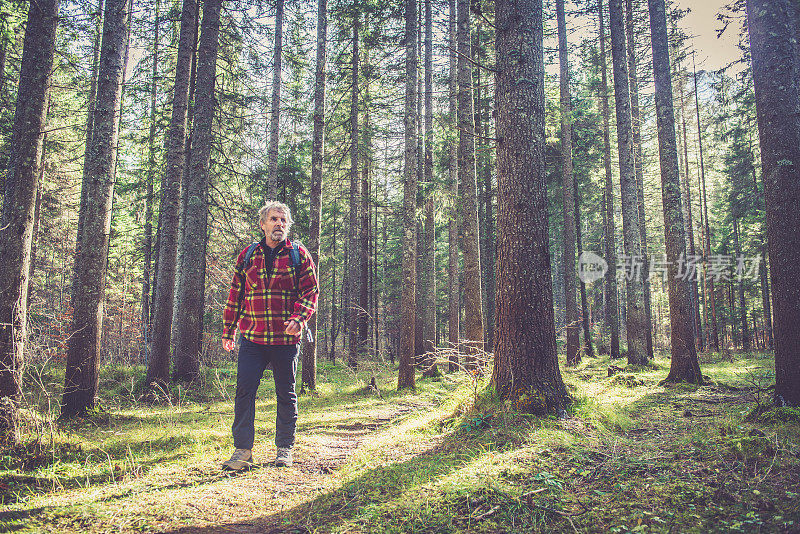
[0,351,798,533]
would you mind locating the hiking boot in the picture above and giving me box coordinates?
[222,448,253,471]
[275,447,293,467]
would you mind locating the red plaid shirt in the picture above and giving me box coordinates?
[222,238,319,345]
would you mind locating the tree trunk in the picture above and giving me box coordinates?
[398,0,417,391]
[171,0,222,383]
[609,0,647,365]
[557,0,579,366]
[265,0,284,200]
[493,0,569,414]
[679,74,704,352]
[420,0,438,377]
[71,0,104,258]
[146,0,199,388]
[626,0,654,359]
[693,54,720,352]
[62,0,129,417]
[303,0,327,393]
[347,13,362,369]
[647,0,703,383]
[732,217,750,350]
[759,246,773,350]
[575,180,594,357]
[359,52,372,360]
[447,0,459,371]
[0,0,59,444]
[598,0,620,359]
[457,0,484,366]
[141,0,160,363]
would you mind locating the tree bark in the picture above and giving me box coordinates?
[304,0,327,392]
[447,0,459,371]
[398,0,417,391]
[731,217,750,350]
[678,73,704,352]
[609,0,648,365]
[347,13,362,369]
[692,55,720,352]
[0,0,59,444]
[557,0,579,366]
[141,0,160,363]
[647,0,703,383]
[575,179,594,357]
[265,0,284,200]
[171,0,222,383]
[457,0,484,366]
[146,0,199,388]
[493,0,569,414]
[62,0,129,417]
[597,0,620,359]
[626,0,654,359]
[420,0,438,377]
[71,0,104,258]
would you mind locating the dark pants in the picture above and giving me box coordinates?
[232,338,299,450]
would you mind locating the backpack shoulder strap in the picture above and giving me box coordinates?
[241,241,260,271]
[289,242,301,268]
[289,242,301,293]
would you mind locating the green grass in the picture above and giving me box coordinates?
[1,351,798,533]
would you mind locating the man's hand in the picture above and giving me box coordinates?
[284,319,302,336]
[223,338,236,352]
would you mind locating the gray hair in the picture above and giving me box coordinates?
[259,201,293,231]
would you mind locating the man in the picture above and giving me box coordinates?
[221,201,318,470]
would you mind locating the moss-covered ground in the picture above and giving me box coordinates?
[1,351,797,533]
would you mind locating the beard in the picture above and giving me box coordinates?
[270,229,285,242]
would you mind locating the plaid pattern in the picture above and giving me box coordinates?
[222,238,318,345]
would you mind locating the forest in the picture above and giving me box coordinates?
[0,0,798,531]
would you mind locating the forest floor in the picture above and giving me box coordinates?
[0,350,798,533]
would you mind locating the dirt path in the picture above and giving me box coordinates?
[135,402,424,534]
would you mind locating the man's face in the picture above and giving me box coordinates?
[261,209,289,243]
